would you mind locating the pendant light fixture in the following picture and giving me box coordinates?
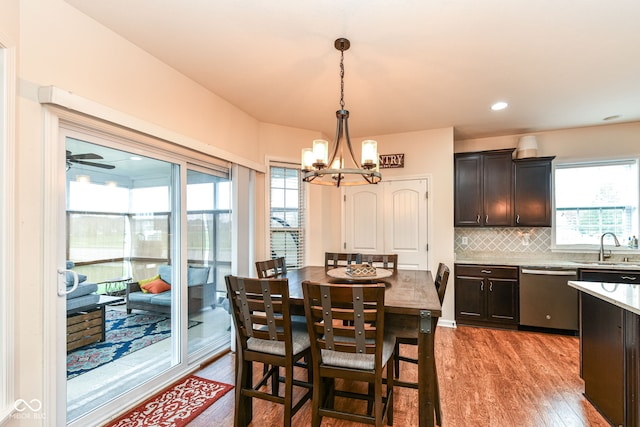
[301,38,381,187]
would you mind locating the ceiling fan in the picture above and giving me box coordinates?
[66,150,115,171]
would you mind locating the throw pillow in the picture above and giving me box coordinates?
[138,274,161,293]
[141,278,171,294]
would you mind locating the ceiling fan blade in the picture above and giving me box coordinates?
[73,159,115,169]
[68,153,104,160]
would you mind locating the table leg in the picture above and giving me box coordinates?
[417,310,437,426]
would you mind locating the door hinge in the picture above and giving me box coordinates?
[343,242,346,249]
[344,195,346,202]
[426,244,429,251]
[425,191,428,199]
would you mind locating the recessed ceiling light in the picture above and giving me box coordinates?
[491,101,508,111]
[130,156,142,161]
[603,115,621,121]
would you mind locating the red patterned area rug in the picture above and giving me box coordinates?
[104,375,233,427]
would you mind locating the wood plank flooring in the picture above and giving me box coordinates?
[189,325,610,426]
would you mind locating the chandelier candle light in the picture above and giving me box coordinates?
[301,38,382,187]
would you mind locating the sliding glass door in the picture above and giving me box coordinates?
[62,131,231,423]
[186,168,231,356]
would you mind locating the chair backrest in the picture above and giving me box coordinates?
[302,281,385,367]
[255,256,287,279]
[324,252,361,269]
[225,275,293,352]
[434,263,450,304]
[359,254,398,272]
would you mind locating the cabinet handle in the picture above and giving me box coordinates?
[481,269,492,274]
[516,214,520,224]
[476,214,480,224]
[489,281,493,292]
[621,276,637,281]
[480,281,484,291]
[485,215,489,224]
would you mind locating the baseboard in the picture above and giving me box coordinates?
[437,319,457,329]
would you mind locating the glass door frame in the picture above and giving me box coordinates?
[42,106,231,426]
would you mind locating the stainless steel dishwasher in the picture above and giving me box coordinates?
[519,266,578,330]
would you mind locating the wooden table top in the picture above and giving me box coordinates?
[282,266,441,317]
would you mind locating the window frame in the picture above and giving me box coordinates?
[0,36,16,423]
[267,161,306,269]
[552,158,640,251]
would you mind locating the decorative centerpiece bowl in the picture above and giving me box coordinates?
[345,263,377,277]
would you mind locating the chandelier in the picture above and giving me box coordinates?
[301,38,382,187]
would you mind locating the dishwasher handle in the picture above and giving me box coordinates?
[521,268,578,276]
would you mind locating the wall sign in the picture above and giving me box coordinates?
[379,153,405,169]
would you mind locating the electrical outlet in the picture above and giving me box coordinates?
[461,236,469,246]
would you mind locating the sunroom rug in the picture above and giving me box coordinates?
[104,375,233,427]
[67,310,199,379]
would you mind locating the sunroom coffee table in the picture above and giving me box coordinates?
[66,295,123,352]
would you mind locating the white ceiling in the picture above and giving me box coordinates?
[64,0,640,140]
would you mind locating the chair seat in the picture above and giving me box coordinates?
[247,322,311,356]
[321,332,395,370]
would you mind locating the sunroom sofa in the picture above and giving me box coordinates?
[65,261,99,312]
[126,265,216,315]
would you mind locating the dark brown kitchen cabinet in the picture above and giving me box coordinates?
[455,264,519,329]
[513,156,555,226]
[454,149,514,227]
[579,292,640,427]
[578,268,640,284]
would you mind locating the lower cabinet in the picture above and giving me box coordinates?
[455,264,519,329]
[580,292,640,427]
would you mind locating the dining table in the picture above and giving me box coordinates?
[281,265,442,426]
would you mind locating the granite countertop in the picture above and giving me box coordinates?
[455,257,640,270]
[568,280,640,315]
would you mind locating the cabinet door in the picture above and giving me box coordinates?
[454,153,482,226]
[486,278,518,324]
[483,151,513,226]
[581,293,625,426]
[514,158,553,226]
[455,275,485,321]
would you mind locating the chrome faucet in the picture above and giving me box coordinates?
[599,232,621,261]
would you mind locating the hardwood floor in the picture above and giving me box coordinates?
[189,325,610,426]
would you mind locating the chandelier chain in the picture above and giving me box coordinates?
[339,49,345,109]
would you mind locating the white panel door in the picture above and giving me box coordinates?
[344,179,428,270]
[344,185,384,253]
[383,179,428,270]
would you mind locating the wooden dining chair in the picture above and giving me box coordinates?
[225,275,312,427]
[393,262,449,426]
[324,252,361,269]
[255,256,287,278]
[302,280,394,427]
[359,254,398,271]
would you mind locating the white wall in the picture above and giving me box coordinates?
[456,121,640,161]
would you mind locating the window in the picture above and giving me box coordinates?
[269,163,305,268]
[555,160,639,247]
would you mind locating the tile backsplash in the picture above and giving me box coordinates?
[455,227,552,253]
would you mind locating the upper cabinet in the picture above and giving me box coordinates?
[455,149,513,227]
[513,157,555,226]
[455,150,555,227]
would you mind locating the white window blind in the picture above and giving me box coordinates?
[269,163,305,268]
